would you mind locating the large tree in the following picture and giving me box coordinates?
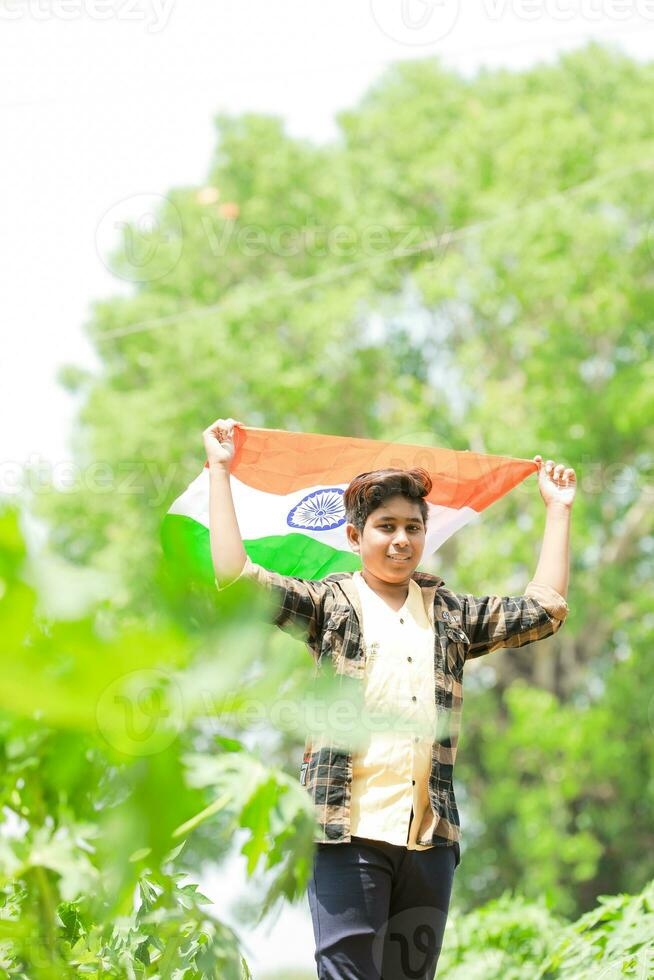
[37,42,654,915]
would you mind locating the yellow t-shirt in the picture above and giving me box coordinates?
[350,570,438,849]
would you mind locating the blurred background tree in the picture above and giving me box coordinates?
[24,38,654,955]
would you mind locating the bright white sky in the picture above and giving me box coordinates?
[1,1,652,972]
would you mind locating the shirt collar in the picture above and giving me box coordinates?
[331,569,443,631]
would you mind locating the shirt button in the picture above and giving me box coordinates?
[407,656,412,662]
[400,618,404,624]
[412,779,416,785]
[412,696,417,702]
[414,737,419,743]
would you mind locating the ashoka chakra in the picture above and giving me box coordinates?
[287,488,346,531]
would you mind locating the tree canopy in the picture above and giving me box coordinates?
[16,40,654,972]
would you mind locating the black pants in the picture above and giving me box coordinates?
[307,835,460,979]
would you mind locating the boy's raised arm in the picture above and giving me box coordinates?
[458,454,576,660]
[203,417,327,650]
[527,454,573,599]
[204,417,249,587]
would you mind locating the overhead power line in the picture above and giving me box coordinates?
[97,154,654,342]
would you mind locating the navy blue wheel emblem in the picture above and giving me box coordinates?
[287,488,346,531]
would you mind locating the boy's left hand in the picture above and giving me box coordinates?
[533,455,577,509]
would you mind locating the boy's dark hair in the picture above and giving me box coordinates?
[343,468,432,533]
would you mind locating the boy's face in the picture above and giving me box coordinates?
[346,494,426,583]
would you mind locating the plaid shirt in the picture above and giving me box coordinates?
[220,557,569,848]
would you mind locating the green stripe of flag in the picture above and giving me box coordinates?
[161,514,361,585]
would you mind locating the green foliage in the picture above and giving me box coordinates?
[0,507,317,975]
[440,891,566,978]
[541,880,654,978]
[439,880,654,978]
[454,637,654,916]
[18,39,654,966]
[1,493,653,971]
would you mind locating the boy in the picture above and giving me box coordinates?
[204,416,575,979]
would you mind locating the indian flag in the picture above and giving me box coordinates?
[161,426,537,584]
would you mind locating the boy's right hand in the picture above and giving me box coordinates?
[203,417,243,470]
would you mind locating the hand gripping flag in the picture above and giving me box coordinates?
[161,425,538,584]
